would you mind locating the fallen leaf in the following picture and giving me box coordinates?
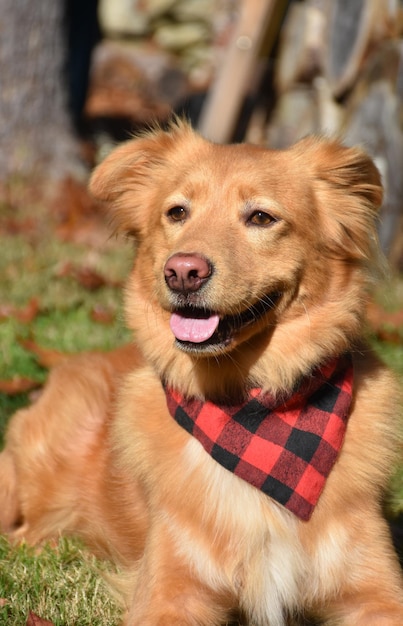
[373,327,403,345]
[90,304,116,324]
[367,301,403,344]
[0,180,47,237]
[16,298,40,323]
[52,176,109,247]
[0,298,40,323]
[0,216,38,236]
[0,377,42,395]
[55,260,74,277]
[26,611,54,626]
[367,301,403,328]
[18,338,70,368]
[74,266,108,290]
[57,261,121,291]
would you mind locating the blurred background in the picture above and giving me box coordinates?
[1,0,402,262]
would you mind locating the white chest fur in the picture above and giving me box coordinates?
[165,438,310,625]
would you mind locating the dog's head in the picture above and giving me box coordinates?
[90,121,382,396]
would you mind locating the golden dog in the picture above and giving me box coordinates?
[1,121,402,625]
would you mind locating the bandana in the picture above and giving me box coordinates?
[164,355,353,521]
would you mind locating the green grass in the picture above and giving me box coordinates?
[0,229,130,624]
[0,232,132,378]
[0,536,121,625]
[0,231,132,451]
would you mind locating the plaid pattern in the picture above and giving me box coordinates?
[164,355,353,521]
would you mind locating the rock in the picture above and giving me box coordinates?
[342,42,403,256]
[85,39,187,130]
[172,0,215,23]
[98,0,150,37]
[145,0,178,18]
[153,21,212,51]
[275,1,326,93]
[266,86,318,149]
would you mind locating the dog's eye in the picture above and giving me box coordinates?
[167,206,187,222]
[247,210,276,227]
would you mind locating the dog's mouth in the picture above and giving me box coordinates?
[169,293,281,353]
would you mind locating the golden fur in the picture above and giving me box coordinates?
[0,121,402,625]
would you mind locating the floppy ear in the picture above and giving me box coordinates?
[90,139,155,204]
[89,131,172,236]
[295,137,383,262]
[89,119,196,235]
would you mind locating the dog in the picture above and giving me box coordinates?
[0,121,402,625]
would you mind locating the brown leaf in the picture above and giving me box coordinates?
[367,301,403,327]
[0,180,47,236]
[26,611,55,626]
[0,376,42,395]
[373,327,403,345]
[57,261,122,291]
[18,338,70,368]
[52,176,109,247]
[74,266,108,290]
[0,216,38,237]
[16,298,40,323]
[0,298,40,323]
[90,304,116,324]
[367,301,403,344]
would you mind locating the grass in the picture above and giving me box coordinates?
[0,536,121,625]
[0,220,402,624]
[0,226,130,624]
[0,229,132,438]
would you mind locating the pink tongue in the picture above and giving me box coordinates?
[170,312,220,343]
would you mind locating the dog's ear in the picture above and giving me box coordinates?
[90,139,155,204]
[89,120,195,236]
[295,137,383,262]
[89,131,171,236]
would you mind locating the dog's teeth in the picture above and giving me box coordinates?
[170,313,219,343]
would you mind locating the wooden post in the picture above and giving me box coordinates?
[324,0,379,97]
[198,0,281,143]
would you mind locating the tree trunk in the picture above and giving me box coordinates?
[0,0,83,182]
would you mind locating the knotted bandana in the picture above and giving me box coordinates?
[164,355,353,521]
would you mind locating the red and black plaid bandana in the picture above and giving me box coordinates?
[164,355,353,521]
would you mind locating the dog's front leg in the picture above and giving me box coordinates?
[319,548,403,626]
[323,594,403,626]
[122,523,235,626]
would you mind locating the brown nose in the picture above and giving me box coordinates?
[164,253,212,293]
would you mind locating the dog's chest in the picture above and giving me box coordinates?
[163,437,307,624]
